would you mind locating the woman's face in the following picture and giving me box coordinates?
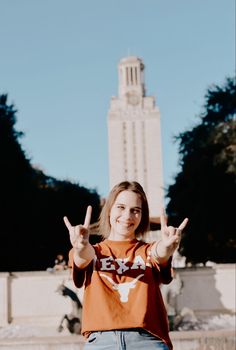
[108,190,142,241]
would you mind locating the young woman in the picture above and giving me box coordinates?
[64,181,188,350]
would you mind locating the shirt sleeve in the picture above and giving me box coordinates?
[148,242,173,285]
[72,261,93,288]
[159,257,173,285]
[68,247,95,288]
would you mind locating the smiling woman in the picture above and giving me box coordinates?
[64,181,188,350]
[107,190,142,240]
[98,182,150,240]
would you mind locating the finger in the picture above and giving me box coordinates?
[160,208,167,228]
[178,218,189,231]
[83,205,92,228]
[63,216,72,230]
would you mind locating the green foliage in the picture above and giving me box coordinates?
[0,94,101,271]
[166,77,236,264]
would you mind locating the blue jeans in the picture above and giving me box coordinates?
[83,329,169,350]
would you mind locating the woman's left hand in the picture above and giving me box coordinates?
[160,209,188,254]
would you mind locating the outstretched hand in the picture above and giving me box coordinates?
[160,209,188,253]
[63,206,92,249]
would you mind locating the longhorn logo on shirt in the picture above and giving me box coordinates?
[99,273,144,303]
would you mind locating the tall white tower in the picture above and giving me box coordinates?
[108,56,164,218]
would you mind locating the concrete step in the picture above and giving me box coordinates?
[0,330,235,350]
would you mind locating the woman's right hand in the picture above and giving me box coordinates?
[63,206,92,249]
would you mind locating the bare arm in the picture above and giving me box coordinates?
[151,209,188,265]
[63,206,95,269]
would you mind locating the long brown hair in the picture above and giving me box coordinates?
[99,181,150,239]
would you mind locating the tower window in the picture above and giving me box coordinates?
[126,67,129,85]
[135,67,138,85]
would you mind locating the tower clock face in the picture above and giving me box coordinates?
[127,92,140,105]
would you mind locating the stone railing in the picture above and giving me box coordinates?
[0,264,235,327]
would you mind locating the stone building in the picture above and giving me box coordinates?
[107,56,164,221]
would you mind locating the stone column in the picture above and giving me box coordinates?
[0,272,10,326]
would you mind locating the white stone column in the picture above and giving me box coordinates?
[0,272,10,326]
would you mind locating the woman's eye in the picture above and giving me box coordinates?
[136,209,142,214]
[132,209,140,214]
[117,205,124,209]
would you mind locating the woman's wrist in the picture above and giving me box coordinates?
[73,243,95,268]
[152,240,173,265]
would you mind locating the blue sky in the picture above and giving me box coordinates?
[0,0,235,201]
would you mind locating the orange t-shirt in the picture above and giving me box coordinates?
[72,239,173,350]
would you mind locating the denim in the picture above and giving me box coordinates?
[83,329,169,350]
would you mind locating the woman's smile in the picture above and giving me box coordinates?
[108,190,142,240]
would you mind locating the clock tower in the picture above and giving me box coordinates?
[108,56,164,219]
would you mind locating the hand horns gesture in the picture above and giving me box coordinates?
[160,209,188,252]
[63,206,92,249]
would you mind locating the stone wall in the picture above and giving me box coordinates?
[0,270,83,327]
[0,264,235,327]
[175,264,235,317]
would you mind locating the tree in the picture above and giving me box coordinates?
[0,94,36,268]
[0,94,101,271]
[166,77,236,264]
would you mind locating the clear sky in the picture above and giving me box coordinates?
[0,0,235,200]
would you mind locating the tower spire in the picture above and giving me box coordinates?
[118,56,145,98]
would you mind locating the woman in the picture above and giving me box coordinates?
[64,181,188,350]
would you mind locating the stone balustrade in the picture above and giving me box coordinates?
[0,264,235,349]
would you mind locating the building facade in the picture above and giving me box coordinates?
[108,56,164,218]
